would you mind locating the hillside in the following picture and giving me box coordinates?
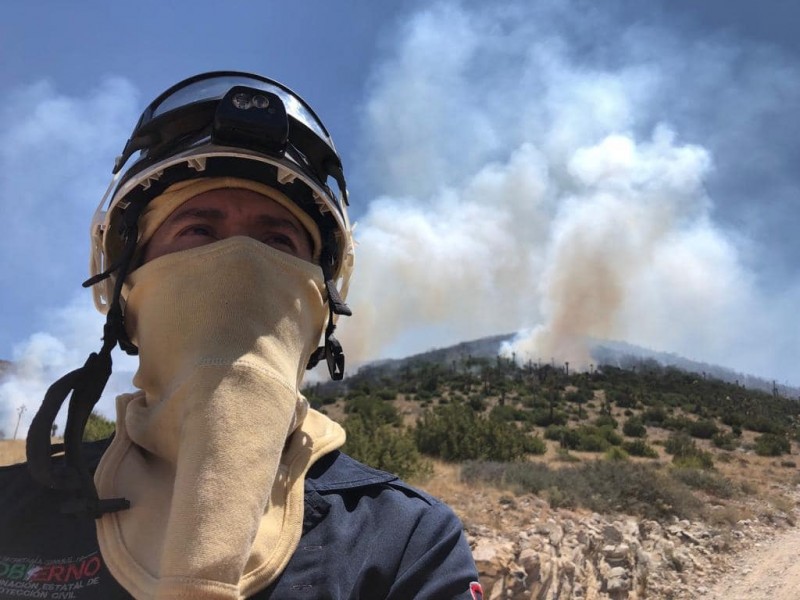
[304,350,800,598]
[320,334,800,399]
[2,345,800,597]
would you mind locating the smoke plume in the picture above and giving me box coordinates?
[339,1,799,383]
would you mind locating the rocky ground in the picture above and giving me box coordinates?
[3,441,799,598]
[423,462,800,600]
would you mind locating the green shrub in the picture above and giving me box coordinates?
[377,388,398,401]
[670,468,735,498]
[673,452,714,470]
[722,412,744,428]
[523,434,547,455]
[532,410,567,427]
[599,427,624,446]
[743,416,785,435]
[544,425,580,449]
[642,406,667,425]
[345,395,400,426]
[415,403,530,461]
[605,446,629,461]
[623,417,647,438]
[664,431,695,456]
[83,412,115,441]
[461,460,703,521]
[594,414,618,429]
[565,389,591,405]
[546,425,622,452]
[576,432,609,453]
[468,395,486,412]
[544,425,563,441]
[688,419,719,439]
[621,439,659,458]
[663,416,692,432]
[712,432,738,451]
[755,433,791,456]
[490,404,530,423]
[554,448,580,462]
[665,431,714,469]
[611,390,637,409]
[343,414,431,480]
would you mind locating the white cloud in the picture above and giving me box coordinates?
[0,77,141,435]
[0,293,137,438]
[0,78,140,351]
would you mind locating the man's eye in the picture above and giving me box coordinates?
[182,225,213,237]
[264,234,296,249]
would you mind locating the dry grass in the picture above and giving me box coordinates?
[0,440,28,466]
[0,438,64,467]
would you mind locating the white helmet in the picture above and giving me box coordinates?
[85,71,355,375]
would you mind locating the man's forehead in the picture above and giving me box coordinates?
[166,189,304,224]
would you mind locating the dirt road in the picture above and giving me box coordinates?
[704,525,800,600]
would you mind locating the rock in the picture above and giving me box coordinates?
[472,536,516,592]
[465,489,800,600]
[602,524,624,545]
[606,566,630,592]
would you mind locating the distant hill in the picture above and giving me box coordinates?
[320,335,800,399]
[588,339,800,399]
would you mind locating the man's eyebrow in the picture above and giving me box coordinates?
[166,207,303,232]
[254,214,304,234]
[166,207,225,225]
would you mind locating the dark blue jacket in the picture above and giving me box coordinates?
[0,438,480,599]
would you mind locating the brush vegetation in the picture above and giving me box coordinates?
[20,353,795,526]
[303,353,800,523]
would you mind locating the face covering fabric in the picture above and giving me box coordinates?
[94,237,346,599]
[126,177,323,268]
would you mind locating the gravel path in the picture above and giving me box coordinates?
[704,525,800,600]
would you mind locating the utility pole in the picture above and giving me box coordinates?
[13,405,26,440]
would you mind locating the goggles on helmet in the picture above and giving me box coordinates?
[90,71,354,314]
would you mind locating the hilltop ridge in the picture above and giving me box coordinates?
[317,333,800,399]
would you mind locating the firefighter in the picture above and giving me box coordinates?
[2,72,481,600]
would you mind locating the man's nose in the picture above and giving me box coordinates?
[222,224,259,240]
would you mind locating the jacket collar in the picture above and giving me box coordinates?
[304,450,398,492]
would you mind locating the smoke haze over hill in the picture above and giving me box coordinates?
[339,1,800,386]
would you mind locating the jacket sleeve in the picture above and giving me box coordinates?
[386,501,481,600]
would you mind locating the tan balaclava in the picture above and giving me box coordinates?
[94,179,345,600]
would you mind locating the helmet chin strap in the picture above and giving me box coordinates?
[306,241,351,381]
[26,201,145,518]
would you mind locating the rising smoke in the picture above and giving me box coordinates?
[339,1,798,382]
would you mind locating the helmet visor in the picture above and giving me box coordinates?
[145,72,332,147]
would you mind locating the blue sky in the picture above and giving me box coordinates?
[2,0,799,433]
